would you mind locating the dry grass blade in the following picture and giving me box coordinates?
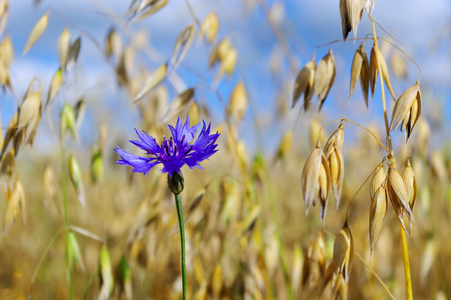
[292,57,315,110]
[228,81,248,121]
[133,63,167,103]
[389,80,421,142]
[369,186,387,256]
[57,27,70,70]
[23,11,49,55]
[171,24,195,70]
[314,49,335,112]
[350,42,369,107]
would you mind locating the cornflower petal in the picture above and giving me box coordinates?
[115,117,220,175]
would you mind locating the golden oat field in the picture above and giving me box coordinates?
[0,0,450,299]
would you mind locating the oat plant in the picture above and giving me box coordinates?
[296,1,422,298]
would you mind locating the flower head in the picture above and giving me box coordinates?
[115,116,220,176]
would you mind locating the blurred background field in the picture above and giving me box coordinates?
[0,0,450,299]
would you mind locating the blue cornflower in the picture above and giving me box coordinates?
[115,116,220,176]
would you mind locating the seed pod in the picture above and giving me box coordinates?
[274,130,292,163]
[98,244,114,300]
[331,223,354,292]
[200,12,219,43]
[3,179,25,235]
[300,142,330,224]
[68,154,85,207]
[302,232,326,289]
[389,80,422,143]
[324,123,345,208]
[350,42,370,107]
[390,51,407,79]
[339,0,365,40]
[292,54,315,110]
[401,160,417,211]
[386,157,414,235]
[369,44,396,100]
[117,255,132,300]
[228,81,248,121]
[65,230,85,271]
[314,49,335,112]
[370,163,385,198]
[58,27,70,70]
[369,186,387,256]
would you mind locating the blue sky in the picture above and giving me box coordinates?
[1,0,450,154]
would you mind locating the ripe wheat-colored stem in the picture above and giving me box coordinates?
[371,17,413,300]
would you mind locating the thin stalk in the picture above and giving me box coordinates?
[399,222,413,300]
[61,150,69,227]
[61,149,73,300]
[174,193,187,300]
[371,17,413,299]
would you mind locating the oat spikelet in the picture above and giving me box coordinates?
[314,49,335,112]
[324,123,345,208]
[370,44,396,100]
[389,80,422,143]
[370,162,385,198]
[300,142,330,225]
[301,232,326,289]
[401,159,417,211]
[386,156,414,235]
[339,0,365,40]
[331,223,354,292]
[292,54,315,110]
[350,42,370,107]
[369,186,387,257]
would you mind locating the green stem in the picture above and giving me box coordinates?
[61,150,69,227]
[174,193,187,300]
[61,150,72,300]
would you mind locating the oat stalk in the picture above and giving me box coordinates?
[371,16,413,300]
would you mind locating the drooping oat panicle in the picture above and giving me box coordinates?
[386,157,414,235]
[292,55,315,110]
[339,0,365,40]
[331,223,354,292]
[401,160,417,211]
[369,186,387,256]
[314,49,335,112]
[350,42,370,107]
[300,142,331,225]
[324,123,345,208]
[389,80,422,143]
[370,162,385,198]
[369,44,396,100]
